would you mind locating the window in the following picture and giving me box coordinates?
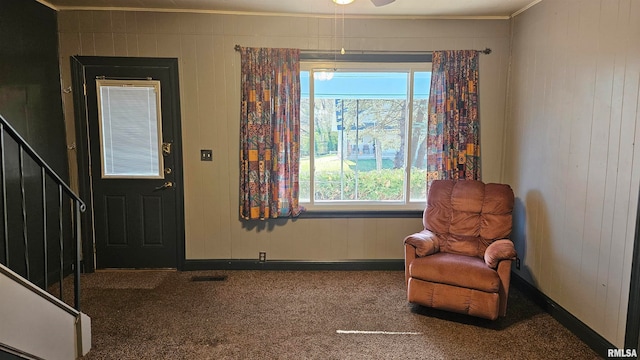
[96,79,164,179]
[299,61,431,210]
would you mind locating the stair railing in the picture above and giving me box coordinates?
[0,114,85,311]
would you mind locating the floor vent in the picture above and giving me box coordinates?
[191,275,228,282]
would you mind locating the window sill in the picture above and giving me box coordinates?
[297,210,423,219]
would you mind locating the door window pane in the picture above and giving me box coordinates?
[97,80,163,178]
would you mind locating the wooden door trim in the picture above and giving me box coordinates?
[625,187,640,351]
[70,56,185,272]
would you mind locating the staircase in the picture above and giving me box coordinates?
[0,114,91,359]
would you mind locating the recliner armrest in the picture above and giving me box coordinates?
[484,239,517,269]
[404,230,439,257]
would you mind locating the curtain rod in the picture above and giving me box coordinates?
[233,45,492,55]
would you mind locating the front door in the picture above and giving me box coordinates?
[73,57,184,269]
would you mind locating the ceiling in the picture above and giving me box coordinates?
[40,0,541,18]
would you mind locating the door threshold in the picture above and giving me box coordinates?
[95,268,177,272]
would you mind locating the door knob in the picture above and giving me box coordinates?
[154,181,174,191]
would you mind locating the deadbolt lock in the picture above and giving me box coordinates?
[162,142,172,156]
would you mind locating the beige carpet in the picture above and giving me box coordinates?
[75,270,602,360]
[81,270,172,289]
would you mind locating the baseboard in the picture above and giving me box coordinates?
[183,259,404,271]
[511,272,614,358]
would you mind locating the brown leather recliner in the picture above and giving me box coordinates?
[404,180,517,320]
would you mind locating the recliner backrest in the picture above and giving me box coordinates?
[423,180,514,258]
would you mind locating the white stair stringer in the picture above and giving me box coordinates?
[0,263,91,360]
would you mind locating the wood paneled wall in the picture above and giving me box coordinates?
[56,11,510,261]
[0,0,74,285]
[505,0,640,347]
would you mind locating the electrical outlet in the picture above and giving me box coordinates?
[516,257,521,270]
[200,149,213,161]
[259,252,266,262]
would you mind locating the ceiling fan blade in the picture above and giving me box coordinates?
[370,0,396,6]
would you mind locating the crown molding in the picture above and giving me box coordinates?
[53,6,510,20]
[35,0,58,11]
[511,0,542,18]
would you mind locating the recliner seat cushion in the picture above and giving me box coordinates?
[408,252,500,293]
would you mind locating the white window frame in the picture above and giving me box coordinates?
[96,79,164,179]
[300,61,432,211]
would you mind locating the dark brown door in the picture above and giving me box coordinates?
[79,58,183,269]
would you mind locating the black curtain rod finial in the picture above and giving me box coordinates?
[482,48,492,55]
[234,45,241,51]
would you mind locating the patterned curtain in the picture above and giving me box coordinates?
[239,47,302,220]
[426,50,481,188]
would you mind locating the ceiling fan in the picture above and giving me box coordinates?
[370,0,396,6]
[334,0,396,6]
